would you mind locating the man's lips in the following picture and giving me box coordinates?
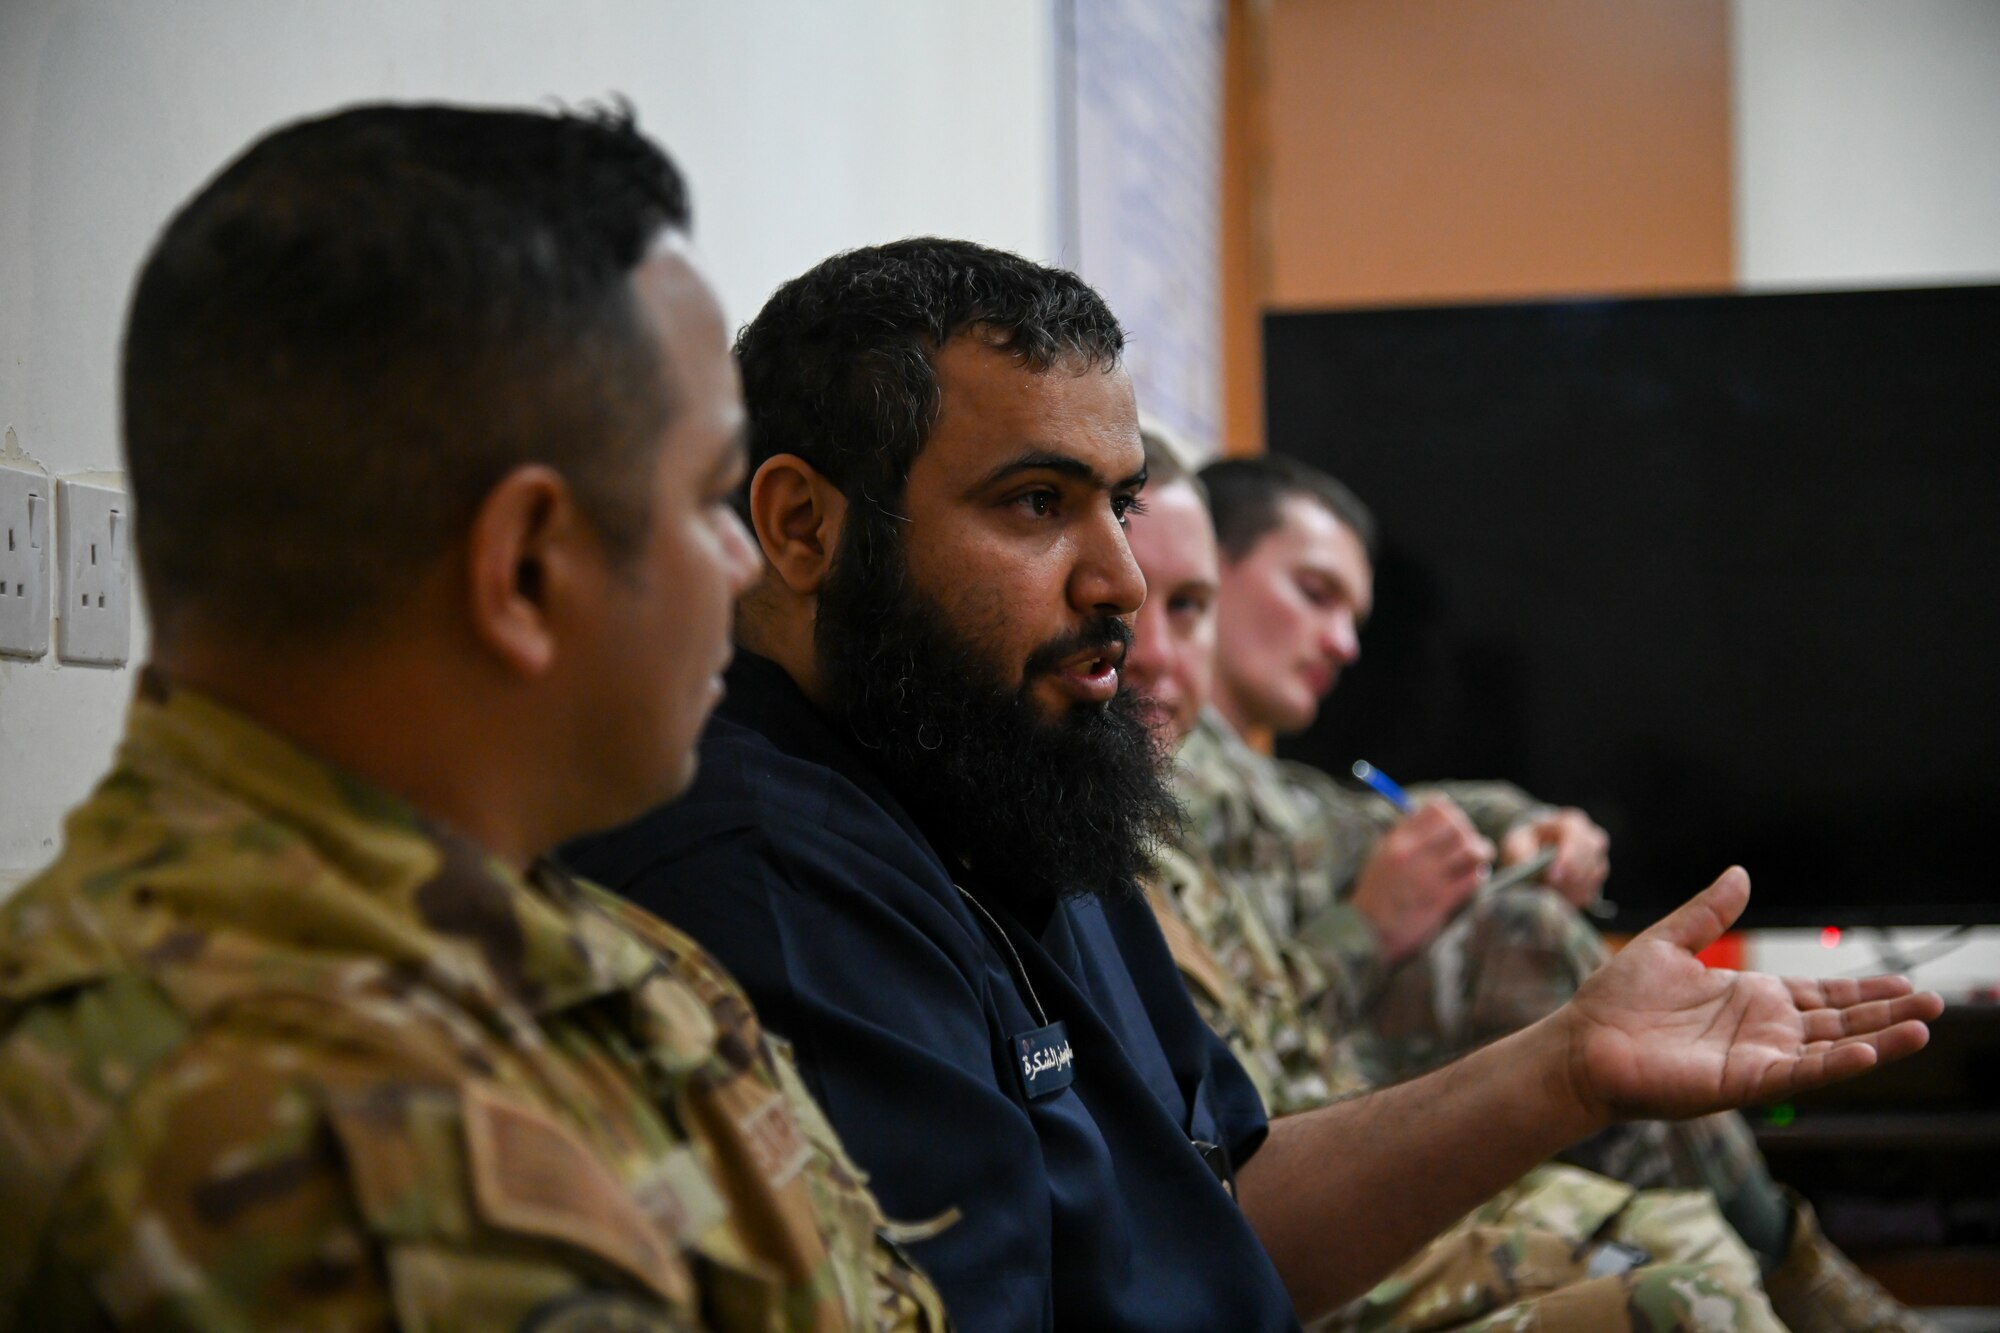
[1047,644,1123,703]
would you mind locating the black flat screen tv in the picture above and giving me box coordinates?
[1264,285,2000,930]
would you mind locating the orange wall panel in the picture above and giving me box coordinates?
[1263,0,1734,309]
[1221,0,1273,455]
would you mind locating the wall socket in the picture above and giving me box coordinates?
[56,478,132,666]
[0,464,52,659]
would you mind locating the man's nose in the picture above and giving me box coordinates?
[1325,611,1361,665]
[1125,602,1169,690]
[1071,512,1147,617]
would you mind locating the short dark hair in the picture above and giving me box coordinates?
[1139,424,1206,505]
[734,238,1124,518]
[1198,455,1377,560]
[123,101,691,642]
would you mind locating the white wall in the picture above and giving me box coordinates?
[1733,0,2000,288]
[1730,1,2000,987]
[0,0,1059,892]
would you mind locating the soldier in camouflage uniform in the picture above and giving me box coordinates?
[1127,450,1783,1332]
[1187,451,1933,1333]
[0,105,947,1330]
[0,674,948,1330]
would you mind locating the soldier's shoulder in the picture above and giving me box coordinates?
[0,756,344,1006]
[1177,711,1249,778]
[569,876,766,1067]
[0,791,209,1171]
[1173,713,1258,831]
[1272,756,1363,823]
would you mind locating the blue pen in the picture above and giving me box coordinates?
[1350,760,1413,814]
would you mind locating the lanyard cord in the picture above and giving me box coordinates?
[953,883,1050,1028]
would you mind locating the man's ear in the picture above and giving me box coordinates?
[464,464,588,677]
[748,454,848,596]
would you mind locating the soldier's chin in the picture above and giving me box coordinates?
[1272,682,1323,734]
[1132,698,1178,754]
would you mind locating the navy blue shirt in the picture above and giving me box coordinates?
[565,654,1299,1333]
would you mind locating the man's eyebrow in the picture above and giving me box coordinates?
[974,449,1147,493]
[976,449,1098,489]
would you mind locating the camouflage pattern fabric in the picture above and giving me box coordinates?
[0,674,949,1332]
[1143,849,1782,1333]
[1175,709,1550,1071]
[1173,709,1766,1207]
[1358,1175,1781,1333]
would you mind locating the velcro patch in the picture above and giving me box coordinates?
[461,1083,694,1309]
[734,1088,812,1190]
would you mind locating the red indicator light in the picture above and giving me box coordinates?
[1819,926,1841,949]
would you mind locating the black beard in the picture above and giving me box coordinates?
[815,504,1183,917]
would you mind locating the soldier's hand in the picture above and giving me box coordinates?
[1555,867,1942,1123]
[1500,808,1609,909]
[1351,799,1495,964]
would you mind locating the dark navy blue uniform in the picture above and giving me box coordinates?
[565,654,1299,1333]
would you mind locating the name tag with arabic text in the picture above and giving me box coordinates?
[1013,1021,1075,1099]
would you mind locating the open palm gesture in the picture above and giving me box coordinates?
[1561,867,1942,1122]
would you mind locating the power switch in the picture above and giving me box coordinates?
[56,478,132,666]
[0,464,51,659]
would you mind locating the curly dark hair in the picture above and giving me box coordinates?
[734,237,1125,518]
[123,101,690,642]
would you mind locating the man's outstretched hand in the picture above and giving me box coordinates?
[1558,867,1943,1123]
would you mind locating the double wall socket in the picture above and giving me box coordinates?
[56,478,131,666]
[0,464,52,659]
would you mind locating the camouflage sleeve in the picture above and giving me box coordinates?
[1290,900,1383,1038]
[1408,780,1554,843]
[11,1000,709,1332]
[1270,759,1393,916]
[1268,760,1392,1024]
[579,878,952,1333]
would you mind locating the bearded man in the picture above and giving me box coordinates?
[565,238,1937,1333]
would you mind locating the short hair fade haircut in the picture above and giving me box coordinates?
[123,101,690,642]
[734,237,1125,517]
[1139,422,1207,505]
[1199,455,1378,560]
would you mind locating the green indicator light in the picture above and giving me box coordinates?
[1767,1103,1796,1127]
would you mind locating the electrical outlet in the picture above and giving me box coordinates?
[0,464,52,659]
[56,478,132,666]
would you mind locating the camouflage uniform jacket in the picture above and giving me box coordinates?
[0,676,948,1332]
[1174,709,1548,1037]
[1143,847,1782,1333]
[1147,842,1371,1115]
